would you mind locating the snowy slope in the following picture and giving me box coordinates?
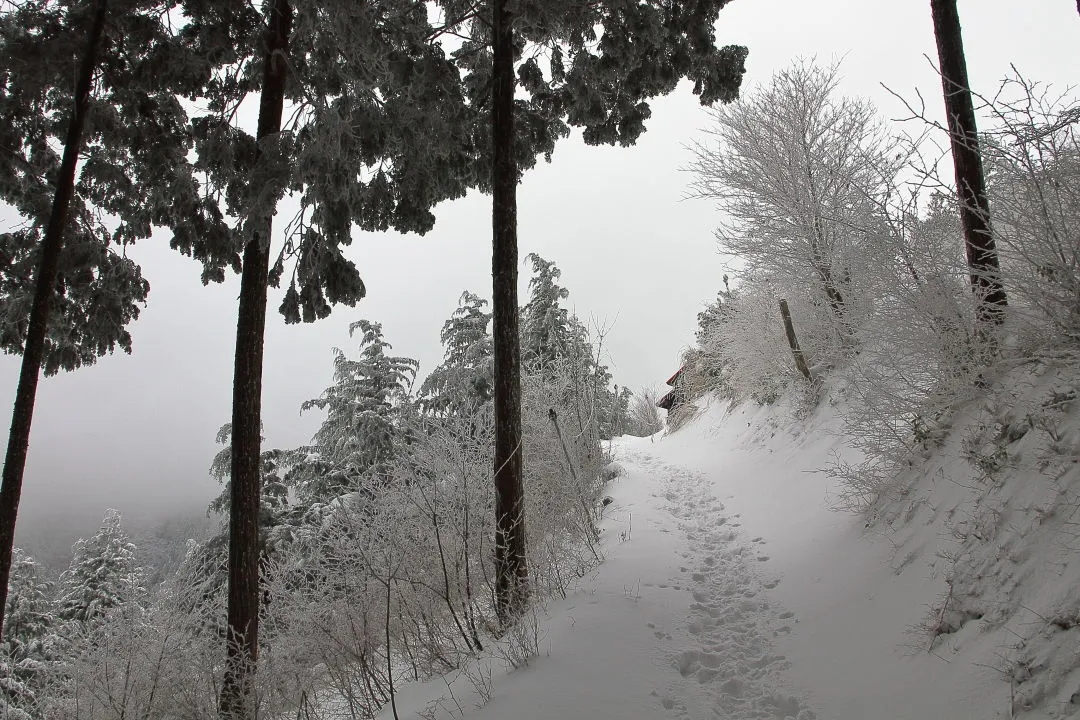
[375,394,1038,720]
[643,398,1004,720]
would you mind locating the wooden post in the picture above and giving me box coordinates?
[779,299,813,383]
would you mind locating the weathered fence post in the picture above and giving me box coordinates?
[779,299,813,383]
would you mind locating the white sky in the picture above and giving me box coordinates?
[2,0,1077,531]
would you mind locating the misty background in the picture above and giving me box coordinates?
[1,0,1075,568]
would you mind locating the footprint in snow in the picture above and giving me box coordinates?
[645,462,815,720]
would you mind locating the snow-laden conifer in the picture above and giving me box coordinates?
[0,0,194,371]
[421,292,494,420]
[521,255,574,367]
[3,550,53,664]
[291,320,420,505]
[56,510,146,629]
[0,550,53,718]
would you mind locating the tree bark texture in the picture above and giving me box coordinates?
[930,0,1007,324]
[0,0,108,642]
[491,0,528,624]
[218,0,293,717]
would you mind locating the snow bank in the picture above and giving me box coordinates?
[377,370,1080,720]
[864,359,1080,718]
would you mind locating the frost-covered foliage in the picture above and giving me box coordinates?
[55,510,146,630]
[833,77,1080,509]
[688,61,899,365]
[0,659,34,720]
[208,423,291,514]
[290,320,420,503]
[522,254,575,367]
[2,532,220,719]
[33,565,227,720]
[687,61,1080,510]
[0,0,169,373]
[25,264,625,718]
[624,388,664,437]
[22,354,613,719]
[982,74,1080,345]
[0,550,54,718]
[688,61,902,404]
[520,254,626,441]
[696,277,804,405]
[3,550,53,664]
[420,292,494,420]
[204,320,420,559]
[237,360,608,715]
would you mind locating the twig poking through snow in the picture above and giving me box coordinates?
[928,583,954,653]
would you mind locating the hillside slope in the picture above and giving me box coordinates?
[378,387,1078,719]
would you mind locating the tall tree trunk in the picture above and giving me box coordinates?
[0,0,108,642]
[218,0,292,717]
[490,0,528,624]
[930,0,1007,325]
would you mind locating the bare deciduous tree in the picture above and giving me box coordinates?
[981,73,1080,343]
[688,60,901,346]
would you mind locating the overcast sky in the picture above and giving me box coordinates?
[2,0,1077,536]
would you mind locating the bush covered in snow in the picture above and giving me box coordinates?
[623,387,664,437]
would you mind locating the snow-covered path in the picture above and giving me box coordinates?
[385,430,811,720]
[383,399,1007,720]
[624,449,811,719]
[630,401,1007,720]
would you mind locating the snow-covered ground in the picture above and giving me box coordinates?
[376,392,1069,720]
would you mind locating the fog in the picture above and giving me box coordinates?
[2,0,1075,550]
